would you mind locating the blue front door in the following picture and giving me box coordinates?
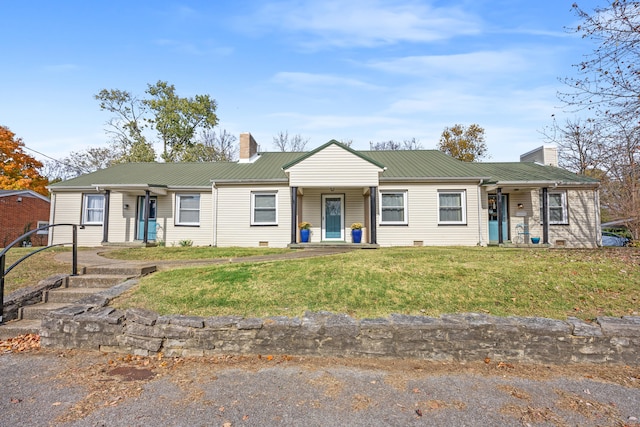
[488,194,509,242]
[322,195,344,240]
[137,196,157,240]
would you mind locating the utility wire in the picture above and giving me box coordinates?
[22,145,85,174]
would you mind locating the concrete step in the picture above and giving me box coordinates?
[45,287,105,303]
[0,319,41,340]
[68,274,133,288]
[84,264,156,276]
[20,302,72,320]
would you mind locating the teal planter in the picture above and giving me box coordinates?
[300,229,310,243]
[351,229,362,244]
[531,237,540,244]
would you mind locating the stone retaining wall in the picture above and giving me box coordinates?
[2,274,67,322]
[40,295,640,364]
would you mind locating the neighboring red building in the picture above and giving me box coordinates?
[0,190,50,247]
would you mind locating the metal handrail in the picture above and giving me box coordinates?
[0,224,78,324]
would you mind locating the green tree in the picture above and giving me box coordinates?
[437,124,488,162]
[94,89,156,163]
[145,81,218,161]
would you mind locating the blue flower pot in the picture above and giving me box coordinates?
[351,229,362,244]
[531,237,540,244]
[300,229,310,243]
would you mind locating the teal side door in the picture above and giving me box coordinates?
[323,195,344,240]
[137,196,157,241]
[488,194,508,242]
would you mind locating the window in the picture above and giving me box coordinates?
[541,191,568,224]
[251,192,277,225]
[82,194,104,225]
[176,194,200,225]
[36,221,49,235]
[438,190,466,225]
[380,191,407,224]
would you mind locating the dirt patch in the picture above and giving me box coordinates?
[500,404,567,426]
[108,366,156,381]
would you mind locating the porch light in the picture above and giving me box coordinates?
[517,203,524,209]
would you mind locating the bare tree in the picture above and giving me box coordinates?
[42,146,120,181]
[556,1,640,240]
[369,138,423,151]
[600,118,640,238]
[272,130,310,152]
[182,129,238,162]
[541,117,607,174]
[559,1,640,121]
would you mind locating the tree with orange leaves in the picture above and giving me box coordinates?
[0,126,49,196]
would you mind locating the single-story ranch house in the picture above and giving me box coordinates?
[48,134,601,248]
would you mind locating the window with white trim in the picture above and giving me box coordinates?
[82,194,104,225]
[540,191,568,224]
[438,190,467,225]
[36,221,49,234]
[176,194,201,225]
[380,191,407,224]
[251,192,277,225]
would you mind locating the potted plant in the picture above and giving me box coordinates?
[351,222,363,244]
[299,222,312,243]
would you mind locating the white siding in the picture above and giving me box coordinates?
[107,193,136,243]
[49,192,103,246]
[287,144,382,187]
[216,184,291,247]
[161,192,214,246]
[376,182,481,246]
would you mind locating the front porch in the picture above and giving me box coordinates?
[288,242,380,249]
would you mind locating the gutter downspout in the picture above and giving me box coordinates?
[477,180,484,246]
[595,188,601,247]
[48,192,56,246]
[212,182,218,247]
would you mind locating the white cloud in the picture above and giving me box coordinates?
[272,72,381,90]
[366,50,531,77]
[269,111,402,130]
[247,0,482,49]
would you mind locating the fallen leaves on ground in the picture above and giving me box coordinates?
[0,333,40,353]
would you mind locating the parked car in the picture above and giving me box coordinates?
[602,231,630,247]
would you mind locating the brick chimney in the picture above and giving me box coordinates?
[239,132,258,162]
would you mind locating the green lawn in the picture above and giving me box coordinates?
[112,247,640,320]
[1,247,72,294]
[103,246,290,261]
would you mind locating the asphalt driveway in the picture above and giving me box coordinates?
[1,349,639,427]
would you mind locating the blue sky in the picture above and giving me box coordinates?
[1,1,600,164]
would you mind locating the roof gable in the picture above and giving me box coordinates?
[282,140,386,170]
[284,141,386,188]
